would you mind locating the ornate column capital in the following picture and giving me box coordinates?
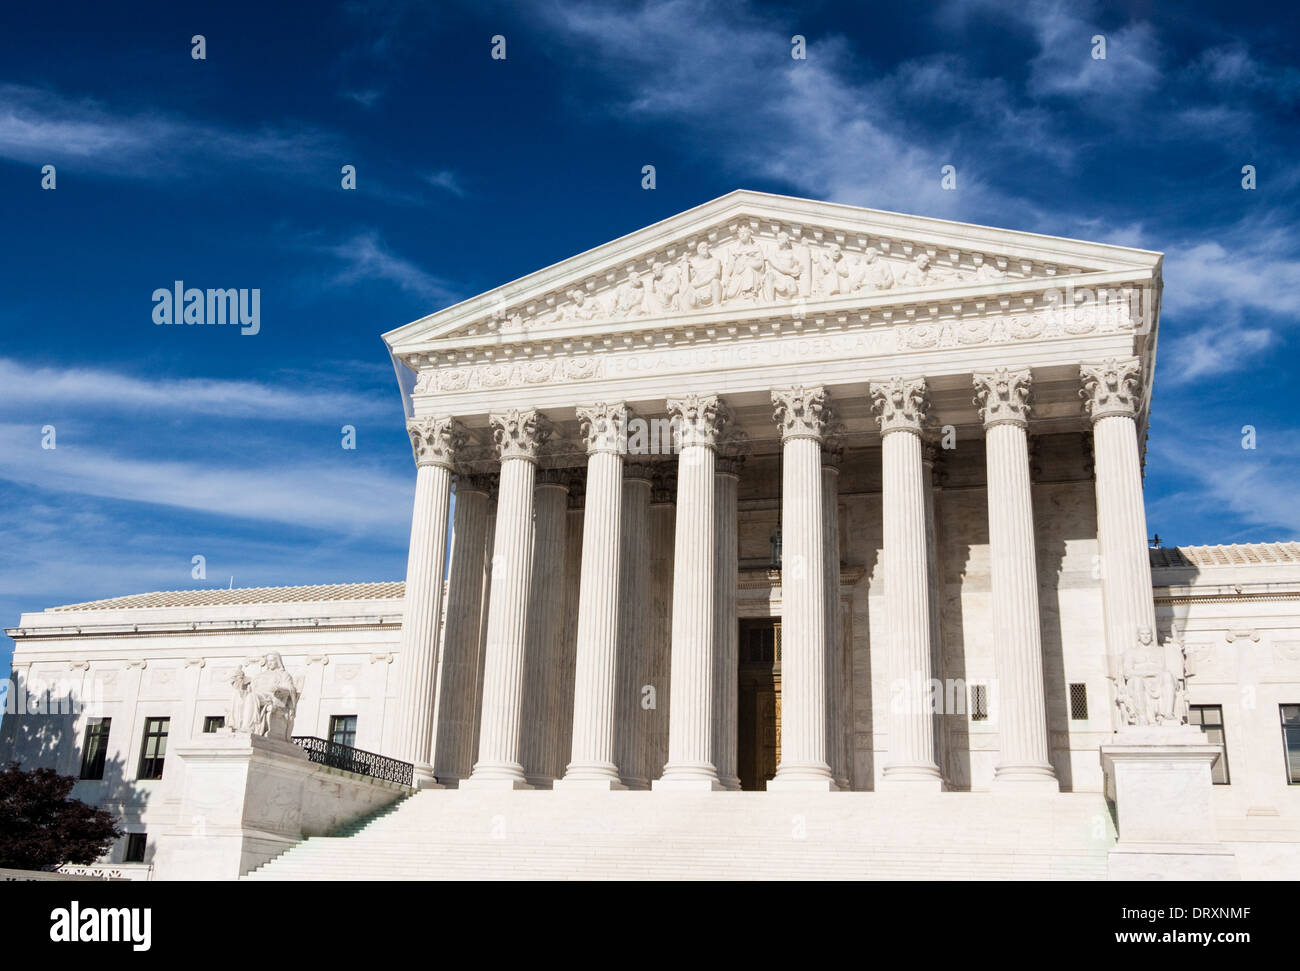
[973,368,1032,428]
[1080,358,1142,422]
[535,467,577,490]
[716,430,751,477]
[650,463,677,504]
[870,376,929,436]
[576,402,631,455]
[624,460,656,482]
[455,471,497,496]
[408,416,468,469]
[490,409,553,462]
[667,393,730,449]
[771,385,834,442]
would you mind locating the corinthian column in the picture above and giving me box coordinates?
[392,416,465,787]
[712,438,745,791]
[822,436,850,790]
[769,386,835,790]
[520,468,572,787]
[871,377,943,790]
[615,461,654,789]
[559,403,630,789]
[974,369,1058,790]
[1081,359,1157,687]
[463,409,551,789]
[655,393,729,791]
[432,472,493,786]
[645,466,676,782]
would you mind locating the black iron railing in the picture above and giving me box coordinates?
[292,736,414,787]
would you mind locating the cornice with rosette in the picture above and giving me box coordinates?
[973,367,1033,428]
[870,377,930,436]
[407,416,467,469]
[667,393,730,450]
[576,401,632,455]
[1080,357,1142,422]
[490,409,552,462]
[771,385,834,443]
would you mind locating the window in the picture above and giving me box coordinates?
[137,717,170,780]
[329,715,358,748]
[1282,705,1300,785]
[1069,683,1089,721]
[970,684,989,722]
[203,715,225,733]
[124,832,146,863]
[79,718,111,780]
[1189,705,1231,785]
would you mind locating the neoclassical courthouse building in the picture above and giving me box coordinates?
[4,192,1300,880]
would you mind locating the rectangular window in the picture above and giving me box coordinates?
[124,832,146,863]
[79,718,112,780]
[970,684,989,722]
[203,715,225,733]
[329,715,358,748]
[137,717,170,780]
[1282,705,1300,785]
[1189,705,1231,785]
[1069,683,1089,721]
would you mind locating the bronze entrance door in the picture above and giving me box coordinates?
[737,618,781,791]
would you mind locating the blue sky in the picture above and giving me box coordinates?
[2,0,1299,681]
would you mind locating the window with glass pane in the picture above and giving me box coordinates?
[79,718,111,780]
[1188,705,1230,784]
[124,832,146,863]
[137,717,170,780]
[1282,705,1300,785]
[329,715,357,748]
[203,715,225,733]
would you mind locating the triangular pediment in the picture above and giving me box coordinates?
[384,190,1161,357]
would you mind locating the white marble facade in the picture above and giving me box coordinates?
[5,192,1300,871]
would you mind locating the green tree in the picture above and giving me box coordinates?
[0,762,121,870]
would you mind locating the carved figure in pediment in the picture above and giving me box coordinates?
[974,257,1006,282]
[723,226,765,302]
[682,240,723,309]
[815,242,865,297]
[900,252,935,288]
[561,288,600,322]
[763,231,803,302]
[614,270,649,316]
[646,260,682,314]
[863,247,894,291]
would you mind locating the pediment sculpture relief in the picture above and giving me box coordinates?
[477,225,1023,334]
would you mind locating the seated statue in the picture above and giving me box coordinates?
[228,652,300,741]
[1116,627,1189,727]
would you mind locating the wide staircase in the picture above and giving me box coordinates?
[244,789,1115,880]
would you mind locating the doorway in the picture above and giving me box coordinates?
[737,618,781,791]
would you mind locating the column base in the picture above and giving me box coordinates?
[554,776,627,791]
[460,761,533,790]
[879,763,944,792]
[619,777,652,791]
[523,776,556,789]
[412,764,445,790]
[769,761,837,792]
[555,761,625,790]
[719,775,742,792]
[654,762,724,791]
[990,763,1059,793]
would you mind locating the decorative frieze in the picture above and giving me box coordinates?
[407,416,467,469]
[1080,358,1142,422]
[973,368,1032,428]
[870,377,929,436]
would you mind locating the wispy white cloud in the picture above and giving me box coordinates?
[319,231,462,304]
[424,169,467,197]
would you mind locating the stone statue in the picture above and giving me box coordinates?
[763,232,803,303]
[560,288,599,322]
[228,652,300,741]
[863,247,894,291]
[723,226,766,302]
[815,243,865,297]
[646,260,682,313]
[1116,627,1189,728]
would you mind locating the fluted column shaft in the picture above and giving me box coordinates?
[393,416,464,787]
[551,494,585,779]
[521,475,570,787]
[872,377,942,789]
[616,469,653,788]
[465,409,550,789]
[432,478,491,785]
[561,403,629,788]
[1082,359,1157,686]
[711,463,741,790]
[645,484,676,782]
[656,394,727,790]
[822,455,849,790]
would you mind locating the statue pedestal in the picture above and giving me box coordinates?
[1100,725,1238,880]
[153,731,317,881]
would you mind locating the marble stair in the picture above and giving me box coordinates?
[244,789,1115,880]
